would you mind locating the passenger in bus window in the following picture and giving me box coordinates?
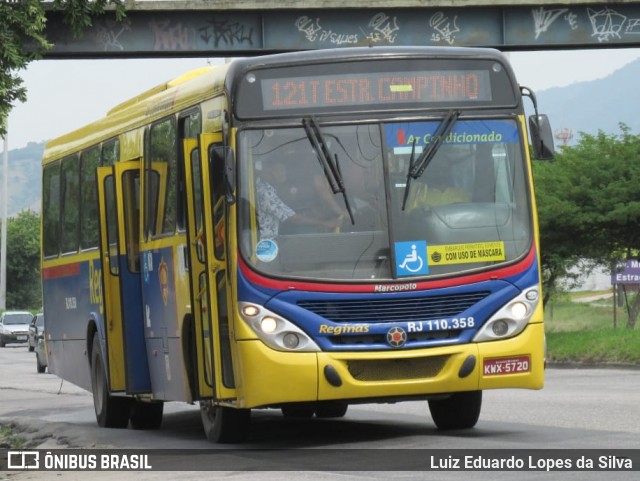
[404,147,471,210]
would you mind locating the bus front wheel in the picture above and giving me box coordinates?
[200,400,250,443]
[315,401,348,418]
[281,403,315,418]
[90,335,131,428]
[428,390,482,430]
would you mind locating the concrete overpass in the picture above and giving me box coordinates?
[42,0,640,57]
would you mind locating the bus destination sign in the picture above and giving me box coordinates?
[260,70,492,111]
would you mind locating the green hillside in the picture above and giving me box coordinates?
[536,58,640,145]
[0,141,44,217]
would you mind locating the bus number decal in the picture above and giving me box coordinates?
[65,297,77,310]
[89,260,103,314]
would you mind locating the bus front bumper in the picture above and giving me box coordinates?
[234,323,544,409]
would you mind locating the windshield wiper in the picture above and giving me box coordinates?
[302,117,355,225]
[401,138,417,211]
[401,110,460,211]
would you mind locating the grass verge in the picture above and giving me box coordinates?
[547,329,640,364]
[0,425,28,449]
[545,291,640,365]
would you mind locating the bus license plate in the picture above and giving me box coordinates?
[483,356,530,376]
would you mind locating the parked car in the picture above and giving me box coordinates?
[28,313,44,352]
[0,311,34,347]
[34,314,48,373]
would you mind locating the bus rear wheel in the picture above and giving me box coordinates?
[200,400,250,443]
[130,400,164,430]
[90,335,130,428]
[428,390,482,430]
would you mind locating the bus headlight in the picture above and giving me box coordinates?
[260,316,278,334]
[283,333,300,349]
[473,286,540,342]
[510,301,528,320]
[239,302,320,352]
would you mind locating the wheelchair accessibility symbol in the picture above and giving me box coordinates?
[395,241,429,277]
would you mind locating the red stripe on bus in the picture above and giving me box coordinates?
[42,262,81,280]
[238,245,537,293]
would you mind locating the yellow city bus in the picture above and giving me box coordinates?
[41,47,554,443]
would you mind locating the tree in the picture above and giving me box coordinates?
[534,124,640,328]
[0,0,125,137]
[5,210,41,309]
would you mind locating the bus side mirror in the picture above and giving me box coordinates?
[529,114,555,161]
[210,145,236,204]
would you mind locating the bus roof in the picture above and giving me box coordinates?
[225,46,510,78]
[42,63,228,163]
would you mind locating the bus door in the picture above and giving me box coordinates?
[182,133,235,401]
[97,163,151,394]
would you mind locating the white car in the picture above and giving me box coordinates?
[0,311,34,347]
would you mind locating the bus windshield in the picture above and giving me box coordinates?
[238,117,531,281]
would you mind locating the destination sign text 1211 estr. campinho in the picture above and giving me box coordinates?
[260,70,492,110]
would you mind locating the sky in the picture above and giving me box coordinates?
[6,48,640,150]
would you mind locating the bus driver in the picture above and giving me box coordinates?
[255,160,340,240]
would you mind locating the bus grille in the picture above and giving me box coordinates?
[347,355,449,381]
[331,329,463,346]
[297,291,490,323]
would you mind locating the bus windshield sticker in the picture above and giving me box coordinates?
[428,241,506,266]
[395,240,429,277]
[256,239,279,263]
[385,119,519,155]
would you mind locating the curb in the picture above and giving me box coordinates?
[547,362,640,370]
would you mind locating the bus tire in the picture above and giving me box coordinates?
[428,390,482,430]
[315,401,348,418]
[130,400,164,430]
[200,400,250,443]
[281,403,315,418]
[36,352,46,373]
[90,335,130,428]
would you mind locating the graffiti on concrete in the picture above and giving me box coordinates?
[294,12,401,46]
[429,12,460,45]
[93,18,131,51]
[149,20,193,50]
[199,20,254,47]
[45,5,640,56]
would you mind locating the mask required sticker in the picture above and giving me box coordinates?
[428,241,506,265]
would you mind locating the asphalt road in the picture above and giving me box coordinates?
[0,343,639,481]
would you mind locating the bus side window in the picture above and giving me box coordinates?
[210,144,228,261]
[104,175,119,276]
[61,154,80,254]
[43,162,61,258]
[122,171,141,273]
[102,138,119,167]
[190,148,205,263]
[80,147,101,250]
[179,110,202,232]
[146,117,178,237]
